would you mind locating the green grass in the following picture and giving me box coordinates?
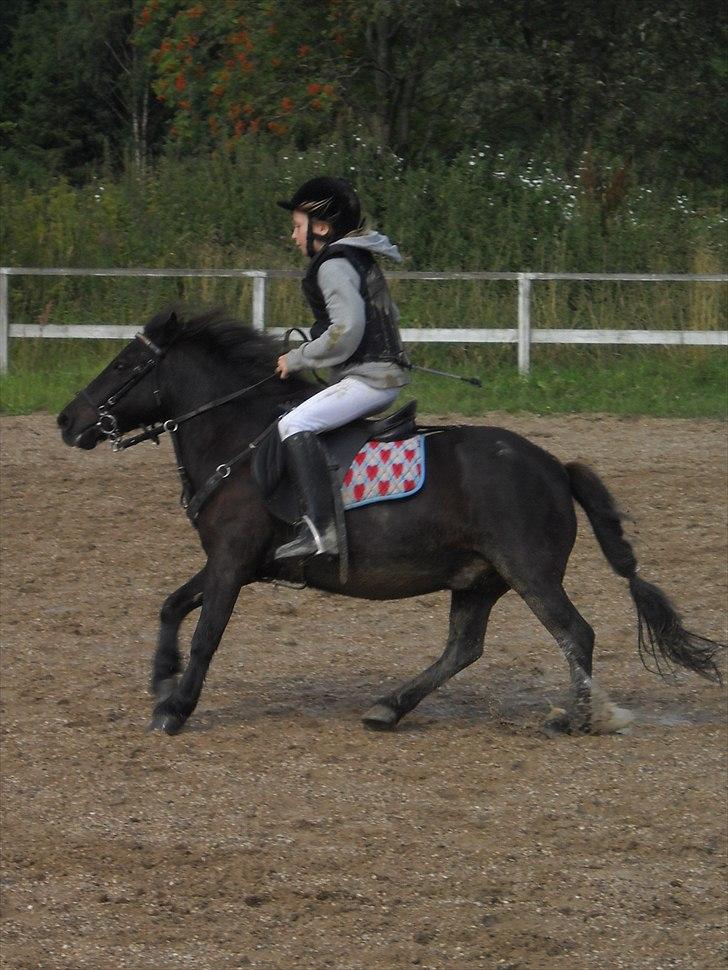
[2,340,725,420]
[2,148,725,424]
[0,340,122,415]
[408,347,727,419]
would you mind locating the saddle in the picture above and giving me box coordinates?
[252,399,418,526]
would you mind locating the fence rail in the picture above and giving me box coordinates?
[1,266,726,376]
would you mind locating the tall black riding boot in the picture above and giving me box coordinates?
[274,432,338,561]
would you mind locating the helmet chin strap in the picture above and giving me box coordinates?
[306,220,332,258]
[306,219,317,257]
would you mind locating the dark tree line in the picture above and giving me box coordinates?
[1,0,726,186]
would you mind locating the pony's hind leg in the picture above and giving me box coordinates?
[151,567,206,701]
[525,584,594,732]
[520,582,630,734]
[362,578,508,730]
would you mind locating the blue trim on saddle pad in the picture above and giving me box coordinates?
[342,434,426,511]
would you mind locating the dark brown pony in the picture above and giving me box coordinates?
[57,308,724,735]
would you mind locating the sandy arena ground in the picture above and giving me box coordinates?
[1,410,726,970]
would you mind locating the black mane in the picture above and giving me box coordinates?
[145,306,312,393]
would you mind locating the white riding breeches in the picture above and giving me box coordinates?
[278,377,400,440]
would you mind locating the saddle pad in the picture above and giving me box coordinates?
[342,435,425,510]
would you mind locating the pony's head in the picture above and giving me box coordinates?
[57,306,304,450]
[56,308,185,450]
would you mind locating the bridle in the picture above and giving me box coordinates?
[78,331,278,523]
[79,332,164,448]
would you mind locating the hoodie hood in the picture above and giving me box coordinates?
[335,230,403,263]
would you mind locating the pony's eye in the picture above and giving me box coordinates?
[113,360,128,371]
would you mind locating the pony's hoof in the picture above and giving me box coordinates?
[362,703,400,731]
[542,706,572,737]
[148,711,185,735]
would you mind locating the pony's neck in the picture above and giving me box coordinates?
[159,339,309,488]
[164,339,308,417]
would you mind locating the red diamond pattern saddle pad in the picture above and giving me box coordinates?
[341,434,426,510]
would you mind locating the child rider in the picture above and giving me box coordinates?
[274,176,410,562]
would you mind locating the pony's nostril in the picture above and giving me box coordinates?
[57,411,69,429]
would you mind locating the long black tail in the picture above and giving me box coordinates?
[566,461,724,684]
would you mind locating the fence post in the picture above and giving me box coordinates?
[0,269,8,375]
[517,273,532,376]
[252,272,267,331]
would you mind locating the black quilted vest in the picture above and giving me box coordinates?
[301,244,407,366]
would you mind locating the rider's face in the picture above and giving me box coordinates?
[291,211,329,255]
[291,211,309,255]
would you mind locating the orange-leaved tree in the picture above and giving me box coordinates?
[135,0,354,149]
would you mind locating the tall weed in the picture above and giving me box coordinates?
[0,140,725,393]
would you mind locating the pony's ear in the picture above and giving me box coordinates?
[145,307,181,347]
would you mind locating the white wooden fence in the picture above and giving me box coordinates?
[1,266,726,376]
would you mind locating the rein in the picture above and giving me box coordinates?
[83,332,279,524]
[118,373,277,523]
[112,372,277,452]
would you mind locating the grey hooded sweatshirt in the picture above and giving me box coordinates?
[284,231,411,391]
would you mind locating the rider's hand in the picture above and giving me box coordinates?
[276,354,290,380]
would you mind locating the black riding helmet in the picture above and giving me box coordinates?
[278,176,363,257]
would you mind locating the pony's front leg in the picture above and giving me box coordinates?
[151,566,207,701]
[149,560,248,735]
